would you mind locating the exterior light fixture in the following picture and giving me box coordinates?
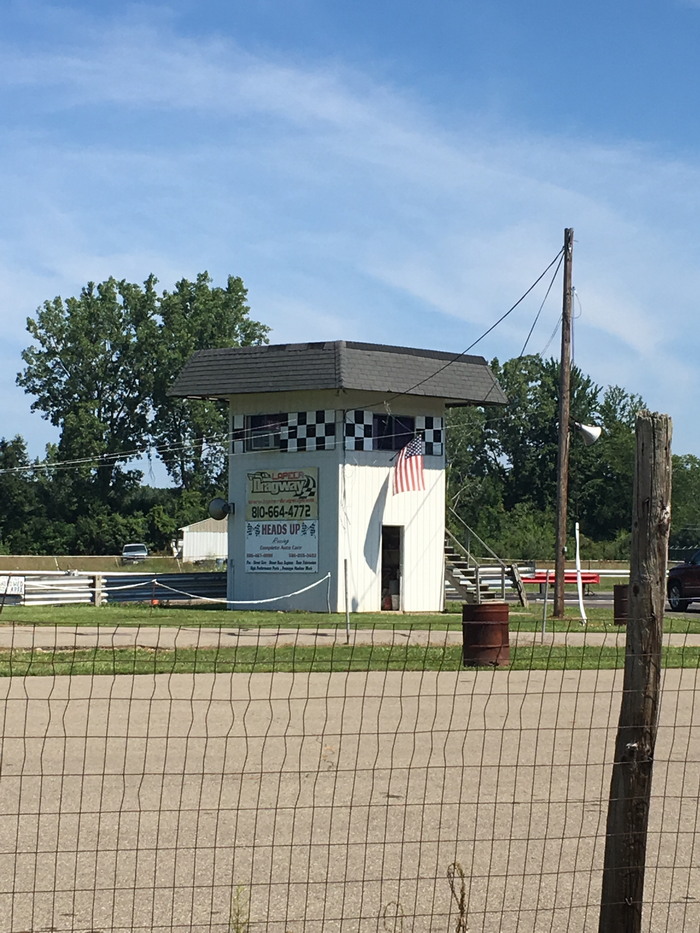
[208,498,235,521]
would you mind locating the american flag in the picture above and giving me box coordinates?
[393,436,425,494]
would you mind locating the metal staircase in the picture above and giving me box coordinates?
[444,514,529,607]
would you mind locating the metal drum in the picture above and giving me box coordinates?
[462,603,510,666]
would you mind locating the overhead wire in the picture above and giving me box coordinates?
[0,434,229,476]
[540,317,562,358]
[1,244,567,478]
[362,244,566,414]
[517,251,564,358]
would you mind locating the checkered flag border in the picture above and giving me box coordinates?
[284,410,336,452]
[344,410,375,451]
[232,411,336,453]
[416,415,443,456]
[232,414,244,454]
[233,411,442,455]
[345,412,443,455]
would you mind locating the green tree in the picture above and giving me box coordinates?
[570,385,644,540]
[152,272,269,489]
[445,405,506,549]
[670,454,700,547]
[446,355,645,560]
[16,272,269,555]
[18,272,269,497]
[489,355,601,513]
[0,436,38,553]
[17,277,160,500]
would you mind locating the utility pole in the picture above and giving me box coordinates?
[553,228,574,619]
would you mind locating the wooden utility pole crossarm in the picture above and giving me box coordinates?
[598,411,672,933]
[553,227,574,618]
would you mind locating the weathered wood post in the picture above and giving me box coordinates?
[598,411,672,933]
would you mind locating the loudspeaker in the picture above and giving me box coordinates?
[208,498,234,520]
[574,422,602,446]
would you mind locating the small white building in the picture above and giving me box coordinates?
[169,341,506,613]
[178,518,228,562]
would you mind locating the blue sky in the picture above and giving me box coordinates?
[3,0,700,475]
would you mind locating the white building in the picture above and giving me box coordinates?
[178,518,228,562]
[169,341,506,613]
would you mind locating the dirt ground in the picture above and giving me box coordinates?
[1,668,699,933]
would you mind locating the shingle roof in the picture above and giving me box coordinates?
[168,340,507,407]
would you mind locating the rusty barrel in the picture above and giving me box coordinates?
[462,603,510,666]
[613,584,629,626]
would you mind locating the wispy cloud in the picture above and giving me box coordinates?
[2,6,699,455]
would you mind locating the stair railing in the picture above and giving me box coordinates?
[447,508,507,568]
[445,506,527,605]
[445,529,506,601]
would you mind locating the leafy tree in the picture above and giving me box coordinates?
[570,385,644,540]
[152,272,269,489]
[446,355,647,560]
[445,405,507,553]
[0,436,39,553]
[18,272,269,498]
[17,277,160,500]
[670,454,700,547]
[489,355,601,513]
[15,272,269,554]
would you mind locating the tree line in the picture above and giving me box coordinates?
[1,272,269,554]
[2,272,699,558]
[447,356,700,560]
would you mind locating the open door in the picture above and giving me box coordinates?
[381,525,402,610]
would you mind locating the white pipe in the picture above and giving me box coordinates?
[575,522,587,625]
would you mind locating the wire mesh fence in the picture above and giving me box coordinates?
[1,617,699,932]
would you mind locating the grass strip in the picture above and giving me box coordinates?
[4,603,700,634]
[2,644,700,677]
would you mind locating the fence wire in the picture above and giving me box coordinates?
[1,617,699,932]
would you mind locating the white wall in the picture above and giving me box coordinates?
[338,456,445,613]
[180,519,228,561]
[225,390,446,613]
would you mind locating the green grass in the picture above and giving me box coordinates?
[1,642,699,677]
[3,601,700,634]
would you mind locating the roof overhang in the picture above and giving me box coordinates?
[168,340,507,407]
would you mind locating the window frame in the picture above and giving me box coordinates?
[245,413,287,451]
[372,414,415,451]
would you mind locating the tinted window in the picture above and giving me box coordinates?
[246,414,286,451]
[373,415,415,451]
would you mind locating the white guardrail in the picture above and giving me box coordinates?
[1,572,98,607]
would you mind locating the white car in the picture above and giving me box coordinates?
[121,543,149,563]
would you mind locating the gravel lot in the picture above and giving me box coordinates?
[1,666,699,932]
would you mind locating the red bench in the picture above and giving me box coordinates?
[520,571,600,585]
[520,571,601,593]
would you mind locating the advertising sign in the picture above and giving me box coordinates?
[245,468,318,572]
[0,576,25,596]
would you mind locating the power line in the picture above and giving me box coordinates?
[518,251,564,358]
[364,244,566,413]
[1,246,566,479]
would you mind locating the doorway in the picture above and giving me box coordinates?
[381,525,402,611]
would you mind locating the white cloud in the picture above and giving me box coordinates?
[2,7,699,457]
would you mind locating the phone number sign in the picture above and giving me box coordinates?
[245,468,318,572]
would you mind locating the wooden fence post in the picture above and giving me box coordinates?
[598,411,672,932]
